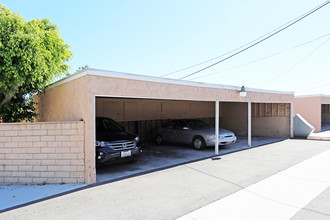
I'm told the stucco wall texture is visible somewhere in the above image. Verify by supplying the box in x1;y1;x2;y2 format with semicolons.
0;121;85;185
35;70;294;184
294;96;330;132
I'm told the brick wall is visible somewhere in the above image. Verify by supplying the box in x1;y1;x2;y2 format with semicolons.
0;121;85;185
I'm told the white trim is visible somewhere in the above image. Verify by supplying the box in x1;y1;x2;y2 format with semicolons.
95;95;294;104
290;102;294;138
49;68;294;95
295;94;330;98
49;70;88;89
215;101;219;155
96;94;216;102
93;95;96;172
248;102;252;147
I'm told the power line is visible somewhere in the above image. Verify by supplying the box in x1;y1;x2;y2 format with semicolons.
189;33;330;80
160;7;322;78
177;0;330;80
259;38;329;87
295;75;330;92
299;81;330;92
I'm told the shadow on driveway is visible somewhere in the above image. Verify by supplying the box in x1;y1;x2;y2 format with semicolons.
96;136;287;182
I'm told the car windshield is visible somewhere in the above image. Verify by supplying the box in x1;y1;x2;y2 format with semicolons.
97;118;124;132
186;120;210;130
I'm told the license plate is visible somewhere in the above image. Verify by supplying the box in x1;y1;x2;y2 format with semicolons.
121;150;131;158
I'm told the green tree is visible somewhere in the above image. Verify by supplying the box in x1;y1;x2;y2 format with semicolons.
0;4;72;122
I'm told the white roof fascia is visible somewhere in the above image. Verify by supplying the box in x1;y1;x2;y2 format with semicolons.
49;68;294;95
295;94;330;98
48;70;88;89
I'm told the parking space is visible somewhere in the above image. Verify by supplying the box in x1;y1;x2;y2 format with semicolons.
322;123;330;131
322;104;330;130
96;136;286;183
95;97;292;183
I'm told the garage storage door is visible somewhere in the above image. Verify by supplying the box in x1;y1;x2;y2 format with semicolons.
322;104;330;128
96;97;215;141
251;103;291;137
220;102;291;137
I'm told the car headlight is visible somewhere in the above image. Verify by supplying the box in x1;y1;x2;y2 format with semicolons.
134;136;140;143
95;141;111;148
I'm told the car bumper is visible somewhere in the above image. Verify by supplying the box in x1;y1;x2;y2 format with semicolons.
96;147;142;165
206;136;237;146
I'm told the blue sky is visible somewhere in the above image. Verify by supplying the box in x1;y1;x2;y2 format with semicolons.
2;0;330;95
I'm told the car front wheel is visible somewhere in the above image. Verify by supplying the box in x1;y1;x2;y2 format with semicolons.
193;136;206;150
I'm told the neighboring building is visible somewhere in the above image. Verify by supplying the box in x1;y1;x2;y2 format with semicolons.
294;95;330;132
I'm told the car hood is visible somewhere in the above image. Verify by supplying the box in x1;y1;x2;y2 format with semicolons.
198;127;235;135
96;131;137;142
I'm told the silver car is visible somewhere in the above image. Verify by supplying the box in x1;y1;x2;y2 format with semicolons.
155;119;237;150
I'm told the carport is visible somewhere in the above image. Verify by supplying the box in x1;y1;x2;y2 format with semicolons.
95;97;215;143
294;95;330;132
36;68;294;184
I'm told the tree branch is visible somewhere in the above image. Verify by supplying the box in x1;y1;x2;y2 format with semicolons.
0;82;20;108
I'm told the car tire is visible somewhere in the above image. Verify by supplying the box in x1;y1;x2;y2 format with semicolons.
155;134;163;145
193;136;206;150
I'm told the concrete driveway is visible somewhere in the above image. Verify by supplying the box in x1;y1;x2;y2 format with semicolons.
308;124;330;141
1;139;330;220
96;136;285;182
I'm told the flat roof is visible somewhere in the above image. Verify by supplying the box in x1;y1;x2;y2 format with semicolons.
51;68;294;95
295;94;330;98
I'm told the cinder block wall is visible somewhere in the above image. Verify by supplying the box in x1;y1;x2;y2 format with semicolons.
0;121;85;185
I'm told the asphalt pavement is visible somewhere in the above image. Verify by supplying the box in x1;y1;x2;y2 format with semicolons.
1;138;330;220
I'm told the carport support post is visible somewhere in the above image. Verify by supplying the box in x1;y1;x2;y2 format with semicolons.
215;100;219;155
248;102;252;147
290;102;294;137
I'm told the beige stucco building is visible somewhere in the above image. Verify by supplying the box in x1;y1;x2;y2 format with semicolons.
294;95;330;132
35;68;294;184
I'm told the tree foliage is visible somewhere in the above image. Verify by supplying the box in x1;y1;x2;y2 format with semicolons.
0;4;72;122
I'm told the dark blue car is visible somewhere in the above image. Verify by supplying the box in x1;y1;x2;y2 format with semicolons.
95;117;141;166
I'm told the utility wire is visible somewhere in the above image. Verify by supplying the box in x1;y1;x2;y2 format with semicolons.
177;0;330;80
160;7;320;78
259;38;329;87
188;33;330;80
294;80;330;92
299;81;330;92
